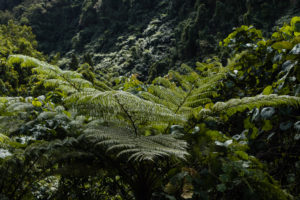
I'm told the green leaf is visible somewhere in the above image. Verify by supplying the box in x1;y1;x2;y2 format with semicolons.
0;133;9;143
216;183;226;192
244;117;253;129
32;99;42;107
234;151;249;160
262;86;273;95
262;120;273;131
250;127;258;139
219;174;230;183
291;16;300;35
272;41;293;50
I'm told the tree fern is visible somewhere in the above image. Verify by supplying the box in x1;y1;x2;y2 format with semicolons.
6;55;189;162
66;89;188;161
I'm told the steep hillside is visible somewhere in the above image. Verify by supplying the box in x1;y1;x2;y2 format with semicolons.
0;0;299;80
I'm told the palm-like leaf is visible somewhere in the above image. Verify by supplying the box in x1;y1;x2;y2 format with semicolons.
83;123;188;161
66;90;186;132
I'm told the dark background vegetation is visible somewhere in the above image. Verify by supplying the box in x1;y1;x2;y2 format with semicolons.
1;0;299;80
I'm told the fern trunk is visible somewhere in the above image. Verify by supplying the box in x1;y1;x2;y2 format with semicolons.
129;164;158;200
132;182;153;200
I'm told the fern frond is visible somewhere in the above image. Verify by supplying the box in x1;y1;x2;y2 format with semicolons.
94;80;113;91
211;94;300;117
146;63;228;118
0;133;9;143
182;98;212;108
186;91;218;102
168;70;192;91
147;85;183;106
6;102;34;112
152;77;175;88
8;55;111;94
139;91;178;111
10;54;62;75
66;90;186;129
84;125;189;161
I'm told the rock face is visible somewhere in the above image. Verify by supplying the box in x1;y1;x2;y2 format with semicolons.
0;0;299;79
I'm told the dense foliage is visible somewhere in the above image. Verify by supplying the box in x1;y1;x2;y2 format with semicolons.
1;6;300;200
0;0;298;80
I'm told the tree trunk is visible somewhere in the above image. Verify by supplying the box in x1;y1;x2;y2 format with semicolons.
131;164;157;200
132;181;153;200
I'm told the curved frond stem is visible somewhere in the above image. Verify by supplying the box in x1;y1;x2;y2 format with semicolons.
163;83;195;134
114;95;138;137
